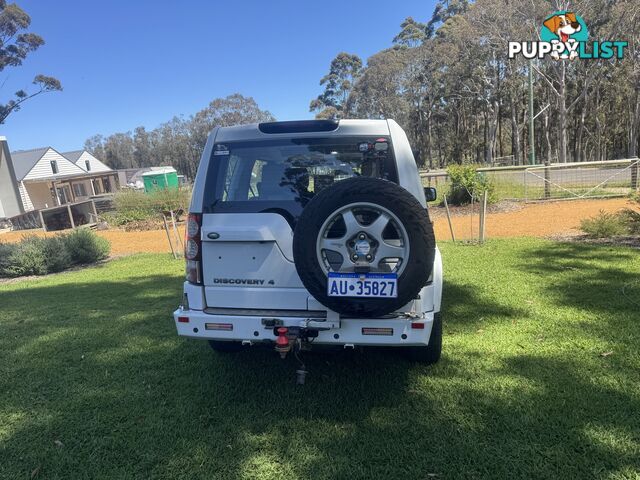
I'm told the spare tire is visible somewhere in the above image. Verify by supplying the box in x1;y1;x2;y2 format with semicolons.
293;177;436;317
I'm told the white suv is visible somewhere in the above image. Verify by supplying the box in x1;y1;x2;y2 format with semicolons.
174;119;443;366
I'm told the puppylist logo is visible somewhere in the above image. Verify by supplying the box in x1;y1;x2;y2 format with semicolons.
509;11;627;60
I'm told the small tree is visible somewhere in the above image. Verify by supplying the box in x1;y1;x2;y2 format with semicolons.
310;52;362;119
0;1;62;123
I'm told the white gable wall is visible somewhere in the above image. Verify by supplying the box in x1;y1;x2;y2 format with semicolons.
18;182;34;211
23;148;84;181
75;151;111;173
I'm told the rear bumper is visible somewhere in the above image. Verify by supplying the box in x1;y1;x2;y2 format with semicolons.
173;308;436;347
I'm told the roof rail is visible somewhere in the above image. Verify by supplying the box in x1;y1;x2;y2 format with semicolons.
258;119;339;134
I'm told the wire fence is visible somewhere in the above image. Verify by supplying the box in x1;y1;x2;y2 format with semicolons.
421;158;640;202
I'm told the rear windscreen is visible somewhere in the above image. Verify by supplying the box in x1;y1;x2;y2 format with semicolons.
202;136;398;220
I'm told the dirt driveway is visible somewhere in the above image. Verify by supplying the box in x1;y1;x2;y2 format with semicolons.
432;197;635;241
0;198;636;255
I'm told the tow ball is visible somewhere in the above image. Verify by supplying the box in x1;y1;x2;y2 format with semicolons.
275;327;291;358
274;326;310;385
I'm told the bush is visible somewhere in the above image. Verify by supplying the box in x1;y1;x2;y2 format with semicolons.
147;187;190;216
0;229;110;278
42;235;73;273
1;236;49;277
0;242;16;273
618;208;640;234
108;187;191;227
446;164;496;205
580;211;628;238
63;228;110;264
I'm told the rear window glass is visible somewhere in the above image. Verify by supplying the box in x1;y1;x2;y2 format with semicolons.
202;137;397;219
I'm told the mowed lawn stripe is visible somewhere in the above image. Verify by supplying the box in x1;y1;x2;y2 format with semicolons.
0;241;639;479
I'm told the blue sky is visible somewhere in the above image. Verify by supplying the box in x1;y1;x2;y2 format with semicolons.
0;0;435;152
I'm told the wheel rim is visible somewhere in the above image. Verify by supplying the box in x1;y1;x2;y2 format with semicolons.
316;202;410;275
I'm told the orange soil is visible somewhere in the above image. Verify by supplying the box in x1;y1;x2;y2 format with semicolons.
432;197;635;240
0;227;186;256
0;198;636;255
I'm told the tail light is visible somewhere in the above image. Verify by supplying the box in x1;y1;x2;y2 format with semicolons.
185;213;202;284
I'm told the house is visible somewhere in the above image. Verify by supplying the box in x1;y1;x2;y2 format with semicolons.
62;149;113;175
0;138;119;219
0;138;23;219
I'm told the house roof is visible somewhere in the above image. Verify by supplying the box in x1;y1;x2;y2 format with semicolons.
10;147;50;181
62;150;84;163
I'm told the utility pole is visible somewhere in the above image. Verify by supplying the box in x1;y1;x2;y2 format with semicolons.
528;61;535;165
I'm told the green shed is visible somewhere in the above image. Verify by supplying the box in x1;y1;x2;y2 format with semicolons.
142;167;179;192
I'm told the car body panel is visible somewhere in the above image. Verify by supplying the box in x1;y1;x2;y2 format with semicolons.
177;119;443;348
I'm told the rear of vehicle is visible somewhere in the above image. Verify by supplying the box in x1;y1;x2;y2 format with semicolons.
174;119;442;362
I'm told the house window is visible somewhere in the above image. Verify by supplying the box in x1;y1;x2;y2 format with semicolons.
72;183;87;197
102;177;112;193
85;160;91;171
50;160;58;174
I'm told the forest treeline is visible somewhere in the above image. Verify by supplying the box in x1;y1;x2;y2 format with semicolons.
86;0;639;172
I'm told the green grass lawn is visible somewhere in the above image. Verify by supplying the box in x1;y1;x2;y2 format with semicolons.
1;239;639;479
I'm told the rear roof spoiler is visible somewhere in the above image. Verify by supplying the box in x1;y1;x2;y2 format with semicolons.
258;120;339;134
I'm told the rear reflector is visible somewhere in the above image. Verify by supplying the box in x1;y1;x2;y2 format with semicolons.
205;323;233;331
411;322;425;329
178;316;189;323
362;327;393;336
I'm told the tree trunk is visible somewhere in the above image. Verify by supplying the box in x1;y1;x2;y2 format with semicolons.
510;97;520;165
544;110;553;165
629;90;640;159
575;105;586;162
557;63;568;163
485;101;498;164
426;113;434;169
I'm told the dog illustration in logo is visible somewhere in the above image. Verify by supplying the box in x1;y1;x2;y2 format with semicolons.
544;12;582;59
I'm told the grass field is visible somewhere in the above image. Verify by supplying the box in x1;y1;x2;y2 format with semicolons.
1;239;639;479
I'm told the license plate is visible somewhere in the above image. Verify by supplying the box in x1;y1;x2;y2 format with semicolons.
327;272;397;298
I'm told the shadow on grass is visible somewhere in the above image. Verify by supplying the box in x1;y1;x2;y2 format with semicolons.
1;247;639;479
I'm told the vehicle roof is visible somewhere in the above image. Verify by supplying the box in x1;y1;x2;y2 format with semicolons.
214;119;391;143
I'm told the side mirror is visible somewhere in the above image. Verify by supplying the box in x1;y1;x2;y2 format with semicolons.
424;187;437;202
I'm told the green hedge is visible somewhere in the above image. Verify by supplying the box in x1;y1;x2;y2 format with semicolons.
0;229;110;278
106;188;191;227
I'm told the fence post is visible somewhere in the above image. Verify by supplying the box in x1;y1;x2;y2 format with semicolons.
479;191;488;243
632;159;639;191
544;161;551;199
38;209;46;232
443;195;456;242
162;214;177;259
67;204;75;229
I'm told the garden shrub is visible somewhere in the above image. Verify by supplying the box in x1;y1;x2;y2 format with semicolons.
446;164;496;205
580;211;628;238
618;209;640;234
0;230;111;278
42;235;73;273
108;187;191;227
2;236;49;277
0;242;17;275
63;228;110;264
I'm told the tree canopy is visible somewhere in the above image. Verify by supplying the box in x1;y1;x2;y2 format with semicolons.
84;94;275;178
312;0;639;167
0;1;62;123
